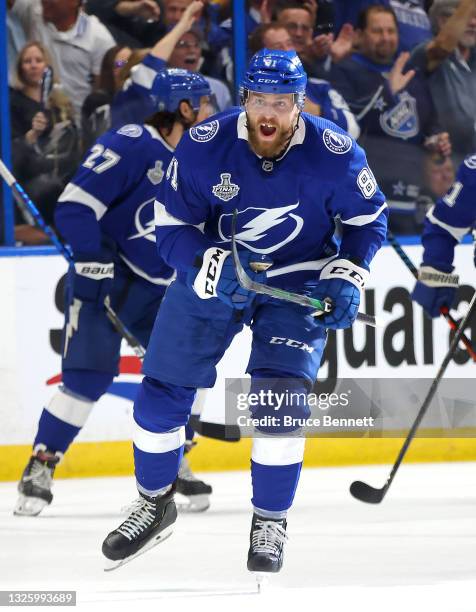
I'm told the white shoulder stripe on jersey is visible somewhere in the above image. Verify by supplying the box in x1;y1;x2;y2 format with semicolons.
341;201;387;227
426;205;471;242
58;183;108;220
130;63;157;90
119;254;176;286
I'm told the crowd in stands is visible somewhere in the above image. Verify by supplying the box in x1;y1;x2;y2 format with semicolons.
5;0;476;243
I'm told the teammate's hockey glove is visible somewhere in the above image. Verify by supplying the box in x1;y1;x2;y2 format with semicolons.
311;258;368;330
411;265;458;318
188;247;267;310
71;249;114;306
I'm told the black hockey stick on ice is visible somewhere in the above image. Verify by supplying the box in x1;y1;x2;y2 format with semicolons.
0;159;239;442
350;287;476;504
231;210;379;328
387;230;476;362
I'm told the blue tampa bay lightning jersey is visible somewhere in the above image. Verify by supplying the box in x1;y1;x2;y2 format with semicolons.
55;123;175;286
421;154;476;272
155;108;388;288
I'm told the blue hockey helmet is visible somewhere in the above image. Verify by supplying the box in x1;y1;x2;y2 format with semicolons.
240;49;307;109
149;68;211;114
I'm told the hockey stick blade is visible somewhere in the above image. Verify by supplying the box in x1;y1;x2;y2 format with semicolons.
231;210;379;327
188;415;240;442
349;480;387;504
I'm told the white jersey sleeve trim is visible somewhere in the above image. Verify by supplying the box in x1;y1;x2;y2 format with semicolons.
58;183;108;220
426;205;471;242
154;200;205;231
133;423;185;454
252;437;305;466
130;63;157;90
119;254;176;286
341;201;387;227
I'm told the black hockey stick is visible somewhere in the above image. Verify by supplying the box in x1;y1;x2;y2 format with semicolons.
387;229;476;361
231;210;380;328
350;287;476;504
0;160;239;441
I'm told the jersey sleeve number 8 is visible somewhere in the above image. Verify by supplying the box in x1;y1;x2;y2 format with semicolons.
83;144;121;174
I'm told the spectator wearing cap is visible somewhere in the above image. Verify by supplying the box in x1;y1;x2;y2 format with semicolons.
10;0;116;123
248;22;360;138
331;4;451;233
410;0;476;163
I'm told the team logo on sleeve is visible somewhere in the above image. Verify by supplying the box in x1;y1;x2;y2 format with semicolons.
323;129;352;154
147;160;164;185
218;204;303;254
464;155;476;169
117;124;143;138
212;173;240;201
190;120;219;143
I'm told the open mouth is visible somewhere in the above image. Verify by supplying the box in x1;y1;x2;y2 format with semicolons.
184;55;198;66
259;123;277;138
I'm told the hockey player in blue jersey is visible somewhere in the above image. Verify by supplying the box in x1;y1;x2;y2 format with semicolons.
102;49;388;574
412;154;476;317
15;69;214;517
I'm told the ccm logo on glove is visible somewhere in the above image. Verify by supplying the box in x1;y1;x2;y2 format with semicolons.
74;262;114;280
320;258;369;290
194;247;230;299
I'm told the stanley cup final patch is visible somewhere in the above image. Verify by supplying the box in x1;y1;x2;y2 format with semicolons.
212;173;240;202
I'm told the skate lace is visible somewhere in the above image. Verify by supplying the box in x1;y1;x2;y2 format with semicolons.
178;456;198;482
117;498;157;541
23;459;53;488
252;519;288;555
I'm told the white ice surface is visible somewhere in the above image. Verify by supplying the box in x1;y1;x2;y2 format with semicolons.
1;462;475;612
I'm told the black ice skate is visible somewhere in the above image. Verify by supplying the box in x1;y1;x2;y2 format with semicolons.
247;513;288;585
102;485;177;571
14;445;62;517
176;454;212;512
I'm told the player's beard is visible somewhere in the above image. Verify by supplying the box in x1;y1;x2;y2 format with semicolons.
246;115;296;159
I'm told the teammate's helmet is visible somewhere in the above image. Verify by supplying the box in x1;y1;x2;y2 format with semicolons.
240;49;307;109
149;68;211;113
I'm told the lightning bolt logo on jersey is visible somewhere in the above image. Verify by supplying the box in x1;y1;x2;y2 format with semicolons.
57;124;175;286
218;205;304;254
155;109;388;288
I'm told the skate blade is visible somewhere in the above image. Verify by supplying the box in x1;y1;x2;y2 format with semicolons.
14;494;49;517
176;494;210;513
253;573;269;594
103;527;173;572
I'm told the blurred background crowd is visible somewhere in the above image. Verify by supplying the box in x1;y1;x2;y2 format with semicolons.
5;0;476;242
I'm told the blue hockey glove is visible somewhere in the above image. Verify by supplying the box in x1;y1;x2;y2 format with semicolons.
187;247;267;309
311;258;368;330
72;250;114;305
411;265;458;318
